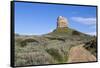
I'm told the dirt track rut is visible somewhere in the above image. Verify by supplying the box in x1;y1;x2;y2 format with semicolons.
67;44;96;63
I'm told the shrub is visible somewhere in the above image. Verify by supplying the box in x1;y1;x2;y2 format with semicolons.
72;31;80;35
84;38;97;57
20;38;39;47
15;51;55;66
20;41;27;47
15;58;27;66
46;37;65;42
15;38;23;44
45;48;63;62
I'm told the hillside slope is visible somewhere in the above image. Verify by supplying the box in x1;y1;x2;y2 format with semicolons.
15;27;96;66
44;27;93;43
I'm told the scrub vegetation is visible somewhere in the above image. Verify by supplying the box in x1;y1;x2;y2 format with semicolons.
15;27;97;66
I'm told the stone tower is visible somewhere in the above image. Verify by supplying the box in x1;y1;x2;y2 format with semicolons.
57;16;68;28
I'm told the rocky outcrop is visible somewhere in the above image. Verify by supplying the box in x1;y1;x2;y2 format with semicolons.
57;16;68;28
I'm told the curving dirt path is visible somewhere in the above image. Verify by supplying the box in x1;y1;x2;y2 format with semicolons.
67;44;96;63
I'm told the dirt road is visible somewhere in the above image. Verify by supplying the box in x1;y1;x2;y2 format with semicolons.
67;44;96;63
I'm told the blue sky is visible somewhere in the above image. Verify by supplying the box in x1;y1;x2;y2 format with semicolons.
15;2;97;35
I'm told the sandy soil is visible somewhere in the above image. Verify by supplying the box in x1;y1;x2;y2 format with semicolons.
67;44;96;63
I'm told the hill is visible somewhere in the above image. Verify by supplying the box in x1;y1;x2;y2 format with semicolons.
14;27;96;66
44;27;93;43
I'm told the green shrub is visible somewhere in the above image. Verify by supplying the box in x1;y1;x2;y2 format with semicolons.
46;37;65;42
84;38;97;57
15;38;23;45
20;41;27;47
72;31;80;35
15;51;55;66
20;38;39;47
46;48;63;62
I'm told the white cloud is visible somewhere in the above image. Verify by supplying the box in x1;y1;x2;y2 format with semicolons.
85;32;96;36
71;17;96;25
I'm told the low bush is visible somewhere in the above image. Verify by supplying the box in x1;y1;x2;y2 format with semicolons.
15;51;56;66
84;38;97;57
20;38;39;47
46;48;63;62
72;31;80;35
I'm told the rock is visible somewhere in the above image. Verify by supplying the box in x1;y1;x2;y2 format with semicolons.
57;16;68;28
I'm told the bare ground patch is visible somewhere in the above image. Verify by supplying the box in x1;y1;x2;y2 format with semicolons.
67;44;96;63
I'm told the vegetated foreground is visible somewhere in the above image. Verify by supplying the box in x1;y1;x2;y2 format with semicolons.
14;27;97;66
